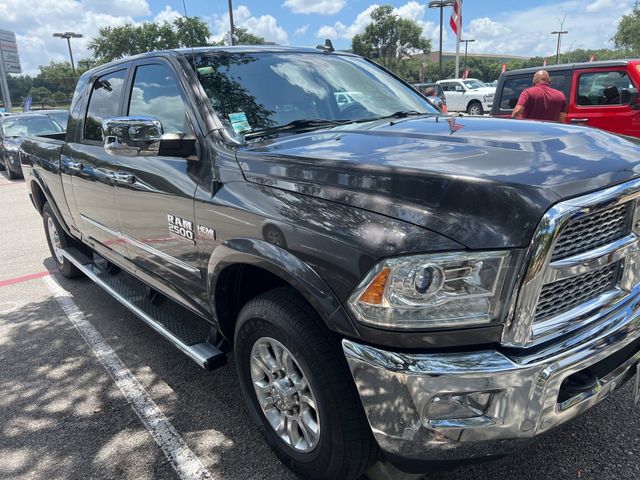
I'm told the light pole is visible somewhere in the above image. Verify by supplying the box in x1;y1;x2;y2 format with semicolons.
428;0;456;78
227;0;236;46
53;32;82;80
551;15;568;65
461;38;475;70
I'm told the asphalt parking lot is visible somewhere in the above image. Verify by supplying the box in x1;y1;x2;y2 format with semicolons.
1;173;640;480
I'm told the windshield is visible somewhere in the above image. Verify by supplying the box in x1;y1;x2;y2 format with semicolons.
47;111;69;129
463;80;486;90
2;116;63;137
193;52;438;135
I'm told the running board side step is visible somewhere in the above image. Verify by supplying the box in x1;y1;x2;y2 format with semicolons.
61;247;227;370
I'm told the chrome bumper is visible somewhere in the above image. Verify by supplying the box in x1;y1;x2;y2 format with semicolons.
343;287;640;465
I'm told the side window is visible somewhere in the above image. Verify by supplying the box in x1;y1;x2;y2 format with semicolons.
440;82;451;92
84;70;127;142
499;76;530;110
128;64;187;134
577;70;633;106
550;71;571;100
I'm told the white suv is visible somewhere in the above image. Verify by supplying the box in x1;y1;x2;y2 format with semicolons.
436;78;495;115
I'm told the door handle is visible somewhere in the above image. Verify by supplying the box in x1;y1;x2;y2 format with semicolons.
67;161;84;171
111;171;136;184
570;118;589;124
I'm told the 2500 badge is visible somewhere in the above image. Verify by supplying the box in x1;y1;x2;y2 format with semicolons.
167;214;195;243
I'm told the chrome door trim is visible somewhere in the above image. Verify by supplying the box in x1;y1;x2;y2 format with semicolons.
80;214;201;277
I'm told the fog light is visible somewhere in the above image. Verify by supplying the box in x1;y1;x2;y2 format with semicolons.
425;391;493;425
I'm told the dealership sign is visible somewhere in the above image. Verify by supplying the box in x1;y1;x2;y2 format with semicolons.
0;29;21;74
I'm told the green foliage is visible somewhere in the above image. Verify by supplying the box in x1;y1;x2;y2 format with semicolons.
88;17;211;63
28;86;51;102
614;8;640;53
235;27;267;45
352;5;431;72
51;91;68;103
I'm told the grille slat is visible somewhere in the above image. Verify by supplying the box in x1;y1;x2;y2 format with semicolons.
551;203;631;261
534;262;620;322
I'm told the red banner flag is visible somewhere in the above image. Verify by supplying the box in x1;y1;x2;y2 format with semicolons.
589;55;596;62
449;0;462;35
501;63;507;74
543;58;547;66
462;68;470;79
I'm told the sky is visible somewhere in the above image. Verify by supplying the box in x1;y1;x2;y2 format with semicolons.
0;0;637;75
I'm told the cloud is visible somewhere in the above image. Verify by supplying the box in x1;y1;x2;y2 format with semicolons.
154;6;182;24
81;0;150;17
294;25;309;37
316;2;436;46
0;0;142;75
282;0;346;15
209;5;288;44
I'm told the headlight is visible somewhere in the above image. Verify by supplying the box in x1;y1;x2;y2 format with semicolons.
484;94;494;102
347;251;520;330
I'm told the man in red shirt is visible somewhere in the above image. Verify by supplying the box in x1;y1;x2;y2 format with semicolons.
512;70;567;122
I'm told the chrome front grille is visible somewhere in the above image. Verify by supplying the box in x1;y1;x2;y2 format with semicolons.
551;203;631;261
534;262;621;322
503;178;640;348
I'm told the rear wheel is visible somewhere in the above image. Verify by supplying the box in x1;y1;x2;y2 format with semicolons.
43;203;83;278
234;288;377;480
467;101;484;116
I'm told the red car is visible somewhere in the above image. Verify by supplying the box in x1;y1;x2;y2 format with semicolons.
491;60;640;138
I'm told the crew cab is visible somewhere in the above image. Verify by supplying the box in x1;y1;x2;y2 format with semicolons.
491;60;640;137
20;46;640;479
436;77;494;115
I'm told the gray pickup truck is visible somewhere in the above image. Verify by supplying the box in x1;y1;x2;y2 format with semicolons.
20;45;640;479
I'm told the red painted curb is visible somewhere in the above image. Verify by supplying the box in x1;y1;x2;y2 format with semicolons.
0;270;50;288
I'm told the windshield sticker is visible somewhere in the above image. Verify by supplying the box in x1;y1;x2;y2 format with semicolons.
229;112;251;133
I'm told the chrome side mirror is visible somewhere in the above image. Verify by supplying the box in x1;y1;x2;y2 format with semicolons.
103;116;163;157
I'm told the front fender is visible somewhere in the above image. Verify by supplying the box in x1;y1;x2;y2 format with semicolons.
207;238;360;337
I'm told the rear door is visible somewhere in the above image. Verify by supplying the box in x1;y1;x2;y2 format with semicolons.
65;66;129;255
112;59;206;301
493;70;572;119
567;67;640;136
441;81;464;111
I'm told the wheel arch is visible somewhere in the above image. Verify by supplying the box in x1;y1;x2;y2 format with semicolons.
207;239;359;343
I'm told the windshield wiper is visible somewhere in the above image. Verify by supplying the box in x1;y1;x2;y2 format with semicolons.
244;119;349;139
354;110;431;123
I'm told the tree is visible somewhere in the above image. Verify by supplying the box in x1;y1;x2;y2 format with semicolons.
235;27;266;45
28;86;51;103
351;5;431;72
88;17;211;63
51;91;68;103
34;61;88;96
614;8;640;53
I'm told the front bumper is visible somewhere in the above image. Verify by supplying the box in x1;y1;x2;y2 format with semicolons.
343;286;640;468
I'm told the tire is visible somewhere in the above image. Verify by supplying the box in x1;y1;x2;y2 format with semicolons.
467;101;484;116
3;154;19;179
42;202;83;278
234;288;378;480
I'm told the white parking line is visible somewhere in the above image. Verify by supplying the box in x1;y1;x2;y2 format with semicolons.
43;275;213;480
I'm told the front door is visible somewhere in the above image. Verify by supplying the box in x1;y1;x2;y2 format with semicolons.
111;60;206;306
567;67;640;137
66;67;129;256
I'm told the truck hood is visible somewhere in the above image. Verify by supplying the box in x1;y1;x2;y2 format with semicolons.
236;116;640;249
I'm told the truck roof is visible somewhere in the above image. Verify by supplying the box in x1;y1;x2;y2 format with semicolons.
502;59;639;77
84;45;357;75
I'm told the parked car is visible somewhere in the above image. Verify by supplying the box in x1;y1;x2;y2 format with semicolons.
20;46;640;480
412;82;447;111
0;113;63;179
491;60;640;137
24;109;69;129
436;78;495;115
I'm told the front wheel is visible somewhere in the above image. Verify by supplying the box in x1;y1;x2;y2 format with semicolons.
467;101;484;116
3;155;19;179
234;288;377;480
